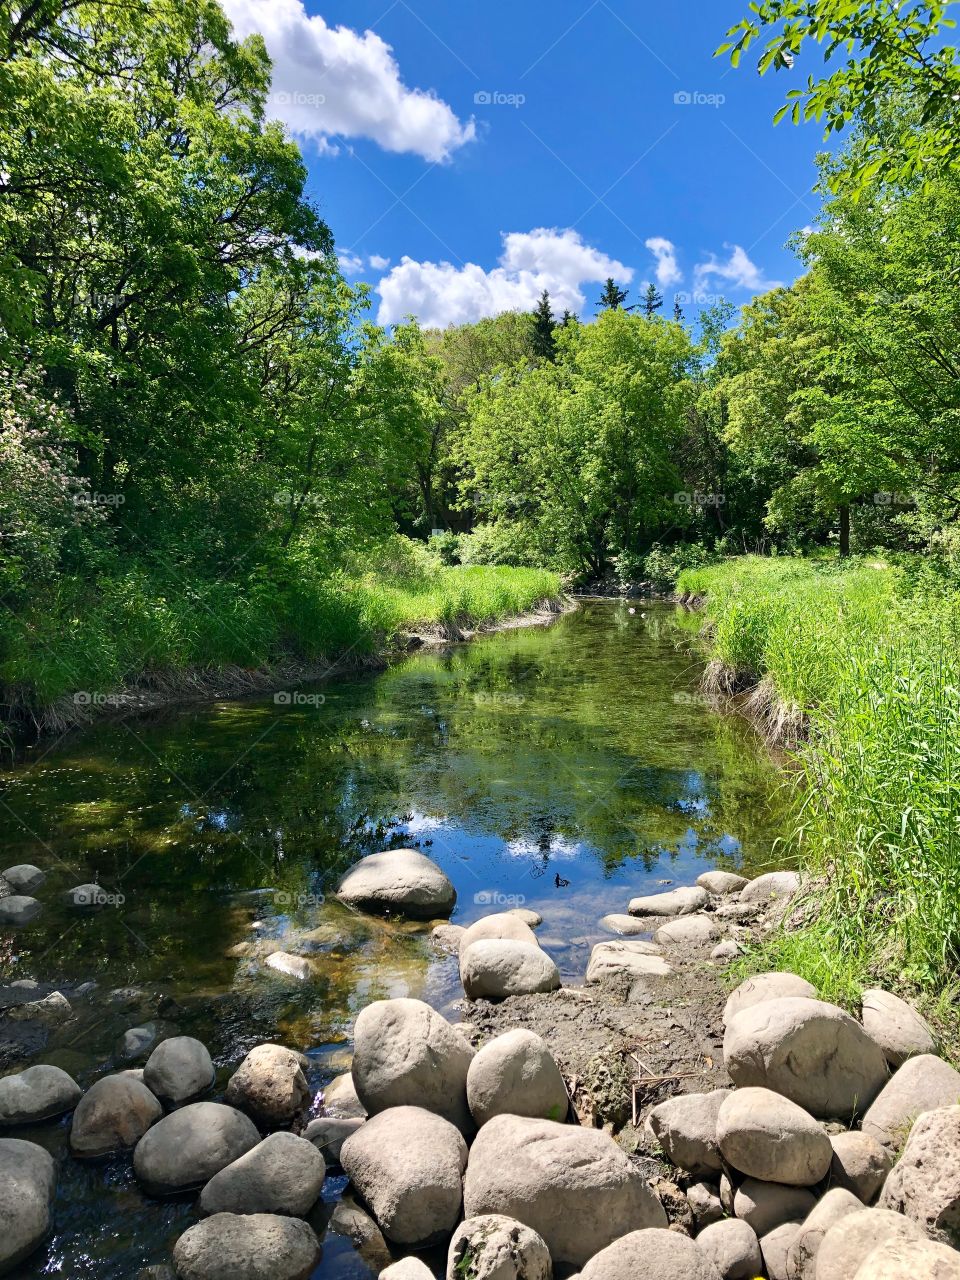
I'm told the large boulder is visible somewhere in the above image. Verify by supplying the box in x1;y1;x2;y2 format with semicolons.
716;1088;832;1185
723;997;889;1119
599;913;654;935
0;1139;56;1276
466;1029;567;1127
697;870;749;896
628;886;709;917
732;1179;816;1237
860;989;936;1067
339;1106;467;1247
463;1114;667;1268
723;972;817;1026
654;915;719;947
828;1130;891;1202
143;1036;214;1106
853;1238;960;1278
336;849;455;919
70;1073;163;1157
353;998;474;1134
861;1054;960;1153
577;1228;722;1280
460;940;560;1001
738;871;800;905
446;1214;551;1280
458;914;538;954
133;1102;260;1196
814;1207;925;1280
696;1218;762;1279
880;1105;960;1245
646;1090;729;1176
225;1044;310;1129
0;1064;81;1125
585;940;672;983
322;1070;366;1119
199;1132;325;1218
784;1188;864;1280
173;1213;320;1280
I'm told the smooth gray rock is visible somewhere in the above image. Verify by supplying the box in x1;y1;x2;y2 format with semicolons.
828;1130;891;1202
199;1131;325;1218
0;896;41;926
7;991;71;1025
0;1139;56;1275
322;1070;366;1119
460;940;560;1001
880;1105;960;1245
133;1102;260;1196
118;1024;159;1061
1;866;45;893
697;1218;762;1279
784;1187;864;1280
336;849;456;919
446;1214;551;1280
265;952;311;981
646;1090;730;1176
382;1260;433;1280
860;988;937;1068
466;1029;568;1127
852;1237;960;1279
861;1054;960;1154
585;940;672;983
507;907;542;927
760;1221;801;1280
578;1228;722;1279
173;1212;320;1280
733;1178;816;1237
599;913;654;935
738;871;800;905
225;1044;310;1129
687;1181;724;1229
628;886;709;917
303;1115;363;1165
815;1207;925;1280
697;871;749;896
340;1106;467;1247
723;972;817;1026
431;924;466;953
65;883;109;910
458;913;538;955
143;1036;214;1106
463;1114;667;1268
716;1087;832;1185
712;941;743;961
70;1074;163;1157
0;1064;81;1125
654;914;719;946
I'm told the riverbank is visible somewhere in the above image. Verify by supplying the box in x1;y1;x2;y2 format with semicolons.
675;555;960;1022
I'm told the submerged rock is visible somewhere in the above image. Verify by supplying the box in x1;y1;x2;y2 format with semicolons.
70;1074;163;1157
460;940;560;1000
173;1213;320;1280
1;865;45;893
466;1029;568;1127
336;849;456;919
7;991;72;1026
0;1064;81;1125
446;1214;551;1280
264;952;311;981
0;1139;57;1276
0;896;42;926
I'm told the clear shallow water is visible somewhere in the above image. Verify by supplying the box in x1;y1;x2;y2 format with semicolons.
0;601;789;1277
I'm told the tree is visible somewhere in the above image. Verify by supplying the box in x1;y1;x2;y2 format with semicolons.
673;299;685;323
643;283;664;317
531;290;557;362
596;278;634;311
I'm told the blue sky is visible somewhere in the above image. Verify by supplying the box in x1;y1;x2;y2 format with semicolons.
224;0;830;327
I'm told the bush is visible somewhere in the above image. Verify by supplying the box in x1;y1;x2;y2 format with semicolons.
642;542;713;592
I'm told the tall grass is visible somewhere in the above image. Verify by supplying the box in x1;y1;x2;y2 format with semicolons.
678;556;960;1005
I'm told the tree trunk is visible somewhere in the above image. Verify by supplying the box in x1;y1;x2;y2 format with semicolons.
839;503;850;558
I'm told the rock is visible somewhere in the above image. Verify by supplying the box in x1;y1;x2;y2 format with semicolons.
646;1090;729;1176
0;896;41;926
1;866;45;893
719;1173;734;1214
143;1035;214;1106
65;883;109;910
265;951;311;981
133;1101;260;1196
459;913;538;954
466;1029;568;1127
578;1228;722;1279
0;1064;81;1124
733;1179;816;1236
696;1218;763;1279
880;1105;960;1245
0;1139;56;1275
322;1070;366;1118
716;1087;832;1185
861;989;937;1068
137;1267;177;1280
225;1044;310;1129
302;1115;363;1165
70;1073;163;1157
723;972;817;1026
738;871;800;905
814;1207;925;1280
585;940;672;983
687;1181;724;1229
784;1187;864;1280
828;1130;891;1202
118;1024;159;1061
654;914;719;946
173;1213;320;1280
431;924;466;953
760;1221;801;1280
7;991;72;1026
463;1114;667;1268
628;886;709;917
460;940;561;1001
861;1054;960;1153
853;1238;960;1279
199;1131;325;1218
723;997;889;1119
712;941;742;961
336;849;456;919
446;1214;551;1280
382;1261;434;1280
697;871;749;896
507;908;542;928
353;998;474;1133
599;913;653;935
340;1106;467;1246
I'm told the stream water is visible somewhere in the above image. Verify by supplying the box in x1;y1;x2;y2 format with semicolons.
0;600;790;1277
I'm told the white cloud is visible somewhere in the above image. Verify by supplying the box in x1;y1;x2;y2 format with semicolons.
221;0;476;162
694;244;782;293
338;251;365;275
645;236;682;288
376;228;633;328
368;254;391;271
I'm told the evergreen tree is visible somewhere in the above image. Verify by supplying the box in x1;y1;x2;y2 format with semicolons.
596;278;634;311
673;298;684;323
643;282;664;317
560;310;578;326
531;290;557;361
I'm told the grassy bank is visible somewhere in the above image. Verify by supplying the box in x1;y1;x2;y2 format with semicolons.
0;545;561;731
677;555;960;1012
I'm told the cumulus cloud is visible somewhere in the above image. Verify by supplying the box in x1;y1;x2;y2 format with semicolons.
368;254;391;271
221;0;475;162
645;237;682;288
694;244;782;293
376;228;633;328
337;251;365;275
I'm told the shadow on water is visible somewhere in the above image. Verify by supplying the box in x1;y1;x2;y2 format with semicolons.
0;601;791;1277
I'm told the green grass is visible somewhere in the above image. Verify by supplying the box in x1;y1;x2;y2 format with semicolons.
679;555;960;1013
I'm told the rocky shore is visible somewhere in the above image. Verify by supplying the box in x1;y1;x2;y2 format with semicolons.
1;846;959;1278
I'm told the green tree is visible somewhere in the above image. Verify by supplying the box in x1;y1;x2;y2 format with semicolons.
531;290;557;362
643;283;664;317
596;278;634;311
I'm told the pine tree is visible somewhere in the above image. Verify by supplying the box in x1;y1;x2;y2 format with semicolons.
560;309;577;326
596;278;634;311
673;298;684;323
532;289;557;361
643;282;664;317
